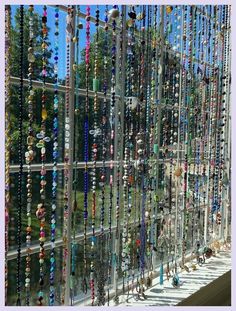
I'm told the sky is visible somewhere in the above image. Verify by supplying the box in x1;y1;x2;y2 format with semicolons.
10;5;219;80
10;5;114;80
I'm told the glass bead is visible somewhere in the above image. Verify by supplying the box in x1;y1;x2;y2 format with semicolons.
44;136;50;142
42;108;47;120
36;142;43;149
28;53;35;63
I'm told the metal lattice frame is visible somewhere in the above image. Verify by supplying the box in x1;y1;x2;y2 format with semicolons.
6;4;231;306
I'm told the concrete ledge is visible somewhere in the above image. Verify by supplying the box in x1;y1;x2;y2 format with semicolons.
177;270;231;306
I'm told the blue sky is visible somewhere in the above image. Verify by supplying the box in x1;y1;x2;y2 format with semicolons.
11;5;114;80
10;5;218;80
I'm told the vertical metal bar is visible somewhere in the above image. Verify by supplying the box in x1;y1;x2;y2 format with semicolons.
64;7;76;306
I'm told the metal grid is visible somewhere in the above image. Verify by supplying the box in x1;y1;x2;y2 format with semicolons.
7;4;231;306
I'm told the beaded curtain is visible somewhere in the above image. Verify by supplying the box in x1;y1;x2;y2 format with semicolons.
5;4;231;306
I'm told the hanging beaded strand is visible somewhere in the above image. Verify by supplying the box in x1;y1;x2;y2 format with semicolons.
71;5;81;305
25;5;35;305
148;4;158;287
127;5;138;301
90;5;99;306
36;6;48;306
82;5;90;296
49;6;59;306
61;5;73;304
145;4;154;288
5;5;11;304
108;6;119;305
181;5;189;267
16;5;24;306
113;6;124;305
121;4;133;298
214;6;226;232
96;6;108;306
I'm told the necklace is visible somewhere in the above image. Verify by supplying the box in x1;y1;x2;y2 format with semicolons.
71;5;81;305
107;6;118;305
5;4;11;304
49;6;59;306
97;5;108;306
16;5;24;306
90;5;99;306
61;5;73;304
82;5;90;296
36;6;48;306
25;5;35;306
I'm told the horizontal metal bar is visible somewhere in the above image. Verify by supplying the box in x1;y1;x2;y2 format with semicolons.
10;76;120;100
7;201;218;261
7;220;141;261
9;161;118;173
9;156;212;173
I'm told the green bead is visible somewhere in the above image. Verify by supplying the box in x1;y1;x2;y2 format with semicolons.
93;78;99;92
36;142;44;148
153;144;158;154
167;23;172;33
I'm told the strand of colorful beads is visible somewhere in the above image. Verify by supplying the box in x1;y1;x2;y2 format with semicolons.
25;5;35;305
107;6;118;304
49;6;59;306
96;5;108;306
89;5;99;306
82;5;90;296
36;6;48;306
16;5;24;306
5;4;11;303
61;5;73;304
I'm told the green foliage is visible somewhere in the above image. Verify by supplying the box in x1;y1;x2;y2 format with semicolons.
10;7;53;79
9;8;64;164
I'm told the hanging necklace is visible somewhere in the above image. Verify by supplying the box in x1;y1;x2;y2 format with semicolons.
16;5;24;306
61;5;73;304
173;5;182;274
214;6;226;230
122;4;134;301
89;5;99;306
97;6;108;306
113;7;124;305
49;6;59;306
107;6;118;305
182;5;190;267
36;5;48;306
25;5;35;306
127;5;137;302
136;5;147;297
82;4;90;296
5;4;11;304
135;5;146;295
146;4;155;288
71;5;81;305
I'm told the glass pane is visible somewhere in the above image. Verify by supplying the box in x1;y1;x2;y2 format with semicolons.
8;170;64;250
